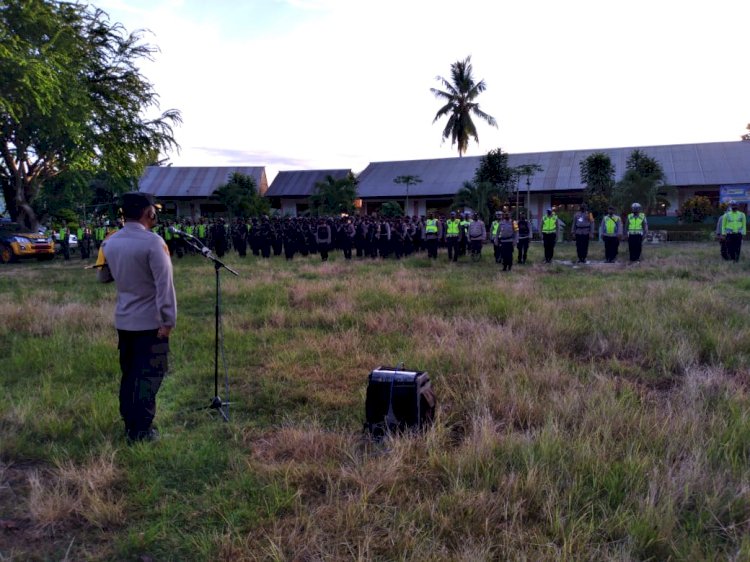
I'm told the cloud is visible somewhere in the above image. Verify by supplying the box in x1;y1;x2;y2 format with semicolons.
100;0;750;173
191;147;313;168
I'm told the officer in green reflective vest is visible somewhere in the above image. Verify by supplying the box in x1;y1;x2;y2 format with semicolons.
599;206;623;263
627;203;648;262
490;211;502;263
458;212;470;257
541;208;563;263
445;211;461;262
424;212;440;259
77;223;92;259
720;200;747;262
196;220;208;246
94;224;106;249
58;221;70;260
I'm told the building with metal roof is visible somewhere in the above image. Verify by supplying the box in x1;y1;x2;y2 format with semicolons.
138;166;268;218
355;141;750;217
266;169;352;216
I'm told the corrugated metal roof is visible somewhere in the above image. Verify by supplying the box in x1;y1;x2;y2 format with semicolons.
138;166;267;198
356;156;482;198
356;141;750;197
266;169;352;197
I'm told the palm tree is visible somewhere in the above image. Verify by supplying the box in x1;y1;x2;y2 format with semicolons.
452;180;499;224
431;56;498;156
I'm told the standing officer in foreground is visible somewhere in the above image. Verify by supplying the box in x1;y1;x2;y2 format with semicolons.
572;203;595;263
97;192;176;443
720;200;746;262
627;203;648;262
541;208;563;263
599;206;623;263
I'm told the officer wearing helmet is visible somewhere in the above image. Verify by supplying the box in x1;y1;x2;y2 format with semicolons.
445;210;461;261
541;207;564;263
627;202;648;262
720;200;747;262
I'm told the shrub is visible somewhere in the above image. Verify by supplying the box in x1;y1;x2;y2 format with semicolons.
678;196;715;223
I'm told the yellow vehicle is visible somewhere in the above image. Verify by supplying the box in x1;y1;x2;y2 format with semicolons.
0;221;56;263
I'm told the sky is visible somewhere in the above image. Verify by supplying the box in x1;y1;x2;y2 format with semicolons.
97;0;750;183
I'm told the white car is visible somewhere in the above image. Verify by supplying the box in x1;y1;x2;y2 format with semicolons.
53;232;79;254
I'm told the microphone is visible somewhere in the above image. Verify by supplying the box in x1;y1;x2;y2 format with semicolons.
168;226;197;240
168;226;212;256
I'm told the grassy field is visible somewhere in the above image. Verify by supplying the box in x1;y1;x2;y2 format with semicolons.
1;241;749;561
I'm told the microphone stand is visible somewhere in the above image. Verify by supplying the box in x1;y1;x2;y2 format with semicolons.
179;233;238;422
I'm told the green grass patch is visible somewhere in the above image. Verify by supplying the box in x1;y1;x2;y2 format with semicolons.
1;242;749;560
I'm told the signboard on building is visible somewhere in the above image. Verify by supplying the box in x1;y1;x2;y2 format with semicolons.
720;185;750;203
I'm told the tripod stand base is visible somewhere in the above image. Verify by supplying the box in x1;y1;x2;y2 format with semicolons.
194;396;230;422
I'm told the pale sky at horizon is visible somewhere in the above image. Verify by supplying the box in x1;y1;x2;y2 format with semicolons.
98;0;750;182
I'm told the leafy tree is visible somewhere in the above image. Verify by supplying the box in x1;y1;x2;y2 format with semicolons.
309;173;357;216
611;149;668;213
452;180;497;223
0;0;181;229
580;152;615;216
742;124;750;141
678;195;715;223
474;148;514;198
379;200;403;218
214;173;269;217
431;56;497;156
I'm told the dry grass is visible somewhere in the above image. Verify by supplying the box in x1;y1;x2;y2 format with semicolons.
0;292;110;337
26;447;124;535
2;244;750;560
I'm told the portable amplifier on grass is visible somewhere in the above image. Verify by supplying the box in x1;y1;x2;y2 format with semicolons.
364;365;436;438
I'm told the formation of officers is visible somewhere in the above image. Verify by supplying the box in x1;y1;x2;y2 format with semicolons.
52;200;746;266
146;202;693;267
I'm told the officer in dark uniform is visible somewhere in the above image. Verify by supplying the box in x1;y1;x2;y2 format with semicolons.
211;218;228;257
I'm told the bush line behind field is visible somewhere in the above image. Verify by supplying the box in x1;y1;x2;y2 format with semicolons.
0;243;749;560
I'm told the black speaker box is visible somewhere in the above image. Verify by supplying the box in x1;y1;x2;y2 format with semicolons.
364;366;436;438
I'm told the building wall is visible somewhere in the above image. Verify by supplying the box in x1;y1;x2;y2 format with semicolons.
279;198;310;217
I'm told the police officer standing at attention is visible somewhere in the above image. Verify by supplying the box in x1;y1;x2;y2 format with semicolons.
627;203;648;262
516;211;533;265
424;212;440;259
445;211;461;262
541;208;563;263
97;192;176;443
315;217;332;261
599;206;623;263
720;200;747;262
572;203;595;263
